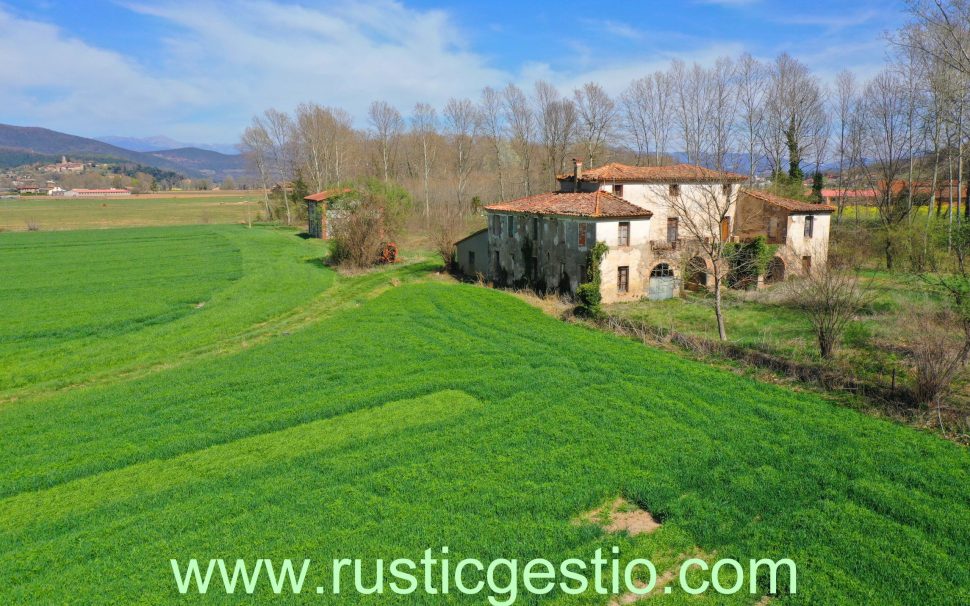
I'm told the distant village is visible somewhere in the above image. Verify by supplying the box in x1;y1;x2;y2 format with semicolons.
0;156;225;198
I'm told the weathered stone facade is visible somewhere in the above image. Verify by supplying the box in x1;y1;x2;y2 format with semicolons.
458;162;833;304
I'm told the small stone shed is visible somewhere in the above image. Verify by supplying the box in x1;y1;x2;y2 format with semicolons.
304;188;352;239
455;228;489;277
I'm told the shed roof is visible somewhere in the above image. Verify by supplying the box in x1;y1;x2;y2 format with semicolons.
455;227;487;245
304;188;353;202
741;189;835;213
484;190;653;218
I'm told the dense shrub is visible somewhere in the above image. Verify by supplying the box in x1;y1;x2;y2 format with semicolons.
328;180;413;268
576;241;608;318
726;236;775;288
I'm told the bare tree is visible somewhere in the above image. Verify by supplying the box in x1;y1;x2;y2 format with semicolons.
736;53;767;182
860;69;914;269
411;102;439;219
621;76;651;165
649;71;674;165
503;83;536;196
240;118;273;218
760;53;826;180
479;86;507;200
535;80;576;185
709;56;739;171
668;184;737;340
368;100;403;182
671;60;714;165
834;70;860;222
262;108;295;224
786;268;871;358
621;72;674;166
574;82;617;166
443;97;478;210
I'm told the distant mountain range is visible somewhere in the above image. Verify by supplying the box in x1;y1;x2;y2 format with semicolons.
0;124;246;180
95;135;239;156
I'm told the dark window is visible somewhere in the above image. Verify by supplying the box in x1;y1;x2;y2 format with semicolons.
468;250;475;270
618;266;629;293
651;263;674;277
613;184;624;198
669;184;680;197
578;222;588;247
491;214;501;236
802;256;812;274
532;217;539;239
722;183;732;197
804;215;814;238
618;221;630;246
667;217;679;243
494;250;500;271
507;215;514;237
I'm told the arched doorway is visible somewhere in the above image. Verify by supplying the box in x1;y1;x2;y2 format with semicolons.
765;256;786;284
648;263;675;300
685;256;708;291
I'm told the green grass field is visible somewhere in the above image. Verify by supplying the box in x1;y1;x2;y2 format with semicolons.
0;194;262;231
0;226;967;604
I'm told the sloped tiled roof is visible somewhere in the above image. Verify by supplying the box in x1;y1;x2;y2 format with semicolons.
484;191;652;218
558;162;747;183
304;188;353;202
742;189;835;213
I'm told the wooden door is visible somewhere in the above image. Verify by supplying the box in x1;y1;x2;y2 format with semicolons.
720;216;731;242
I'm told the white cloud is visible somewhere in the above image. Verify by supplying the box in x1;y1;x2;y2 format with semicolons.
120;0;509;139
0;6;204;136
0;0;897;142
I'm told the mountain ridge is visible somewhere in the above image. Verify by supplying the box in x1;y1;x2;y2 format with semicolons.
0;124;245;179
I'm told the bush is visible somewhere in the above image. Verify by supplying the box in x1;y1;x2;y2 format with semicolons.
327;180;413;269
903;309;970;408
429;206;469;270
329;204;385;268
575;241;608;318
726;236;774;288
785;267;871;359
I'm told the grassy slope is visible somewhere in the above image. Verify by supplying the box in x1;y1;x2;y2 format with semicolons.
0;273;967;604
0;225;335;400
0;195;261;231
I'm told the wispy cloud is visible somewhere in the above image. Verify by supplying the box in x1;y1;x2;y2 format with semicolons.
772;9;880;30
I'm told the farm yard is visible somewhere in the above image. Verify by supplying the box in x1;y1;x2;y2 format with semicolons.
0;225;967;604
0;193;262;231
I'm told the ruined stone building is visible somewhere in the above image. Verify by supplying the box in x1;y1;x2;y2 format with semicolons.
455;161;834;303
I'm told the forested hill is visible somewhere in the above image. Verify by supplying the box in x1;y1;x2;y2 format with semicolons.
0;124;245;179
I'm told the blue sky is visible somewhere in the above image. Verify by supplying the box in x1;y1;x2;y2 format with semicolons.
0;0;907;144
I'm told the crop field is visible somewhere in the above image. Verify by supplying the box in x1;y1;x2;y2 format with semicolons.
0;225;339;400
0;226;967;604
0;194;262;231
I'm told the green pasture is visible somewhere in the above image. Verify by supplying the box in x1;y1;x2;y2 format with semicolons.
0;194;261;231
0;225;334;399
0;226;967;604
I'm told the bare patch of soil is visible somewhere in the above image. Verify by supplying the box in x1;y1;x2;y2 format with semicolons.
574;497;661;536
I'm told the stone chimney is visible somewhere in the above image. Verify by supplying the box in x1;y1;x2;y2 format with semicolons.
573;159;584;188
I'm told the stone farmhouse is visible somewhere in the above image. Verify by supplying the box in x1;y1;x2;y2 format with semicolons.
455;161;834;303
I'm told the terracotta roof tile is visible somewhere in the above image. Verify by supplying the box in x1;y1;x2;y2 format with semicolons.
742;189;835;213
558;162;747;183
484;191;652;218
304;188;353;202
